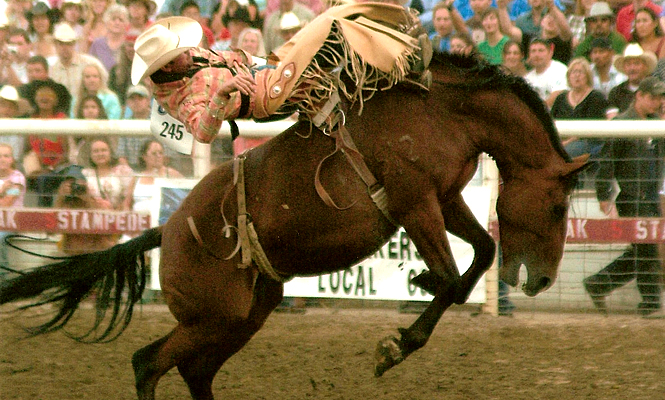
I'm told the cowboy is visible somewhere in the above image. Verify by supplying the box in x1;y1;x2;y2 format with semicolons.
131;4;427;147
573;2;627;60
606;43;657;118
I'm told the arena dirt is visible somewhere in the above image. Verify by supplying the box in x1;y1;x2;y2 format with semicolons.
1;305;664;400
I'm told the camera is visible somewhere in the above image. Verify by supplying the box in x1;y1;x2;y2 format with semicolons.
70;181;87;196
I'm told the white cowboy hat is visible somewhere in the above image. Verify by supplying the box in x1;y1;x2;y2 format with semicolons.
0;85;19;102
279;12;303;31
53;22;78;43
614;43;658;75
131;16;203;85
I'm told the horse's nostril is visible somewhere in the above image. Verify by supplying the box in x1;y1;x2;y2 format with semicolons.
538;277;551;291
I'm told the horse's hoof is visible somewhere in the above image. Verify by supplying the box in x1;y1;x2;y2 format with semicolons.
374;335;404;377
410;271;441;296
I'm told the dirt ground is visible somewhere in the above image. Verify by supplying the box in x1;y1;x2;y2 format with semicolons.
1;304;665;400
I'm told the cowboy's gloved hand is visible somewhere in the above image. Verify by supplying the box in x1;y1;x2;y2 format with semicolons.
220;61;256;99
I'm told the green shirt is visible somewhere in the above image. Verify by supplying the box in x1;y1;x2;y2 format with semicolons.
574;31;627;60
478;36;510;65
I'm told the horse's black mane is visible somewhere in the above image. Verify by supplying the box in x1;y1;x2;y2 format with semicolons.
428;51;571;163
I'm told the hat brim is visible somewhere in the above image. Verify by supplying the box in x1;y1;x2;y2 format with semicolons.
614;54;658;75
130;17;202;85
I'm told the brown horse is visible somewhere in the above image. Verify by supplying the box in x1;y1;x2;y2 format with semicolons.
0;52;587;399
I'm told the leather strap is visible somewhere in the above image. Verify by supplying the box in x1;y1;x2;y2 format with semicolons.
314;125;398;225
235;156;252;268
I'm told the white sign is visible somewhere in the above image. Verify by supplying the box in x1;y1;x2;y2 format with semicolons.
283;186;492;303
150;101;194;155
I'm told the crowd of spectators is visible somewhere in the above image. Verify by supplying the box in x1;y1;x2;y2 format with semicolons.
1;0;665;313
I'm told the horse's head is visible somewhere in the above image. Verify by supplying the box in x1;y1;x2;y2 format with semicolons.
496;155;588;296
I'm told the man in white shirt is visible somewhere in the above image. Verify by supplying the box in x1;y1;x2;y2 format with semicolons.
525;37;568;108
49;23;107;97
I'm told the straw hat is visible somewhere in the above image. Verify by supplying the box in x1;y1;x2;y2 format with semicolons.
131;16;203;85
614;43;657;75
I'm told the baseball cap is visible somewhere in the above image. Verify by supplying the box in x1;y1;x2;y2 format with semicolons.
126;84;150;98
590;37;612;51
638;77;665;96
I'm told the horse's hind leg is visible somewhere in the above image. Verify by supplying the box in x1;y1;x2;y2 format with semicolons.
175;274;284;400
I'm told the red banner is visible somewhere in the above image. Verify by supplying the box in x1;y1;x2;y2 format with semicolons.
489;218;665;244
0;208;151;234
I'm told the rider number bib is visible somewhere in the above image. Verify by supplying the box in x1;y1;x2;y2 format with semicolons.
150;100;194;155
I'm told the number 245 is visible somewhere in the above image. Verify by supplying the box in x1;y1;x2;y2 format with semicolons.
160;122;184;140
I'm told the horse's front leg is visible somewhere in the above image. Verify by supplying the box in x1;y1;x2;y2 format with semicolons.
412;195;496;304
394;192;462;297
375;196;496;377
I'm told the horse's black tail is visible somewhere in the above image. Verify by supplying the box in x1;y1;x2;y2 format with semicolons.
0;227;162;343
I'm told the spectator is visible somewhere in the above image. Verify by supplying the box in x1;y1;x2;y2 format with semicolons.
75;93;108;119
584;76;665;317
263;0;315;55
567;0;596;49
631;7;665;59
430;1;465;53
72;63;121;119
551;57;608;159
5;0;31;31
502;39;528;76
589;37;626;98
24;54;50;83
1;28;33;87
616;0;661;42
264;0;323;17
124;139;184;211
607;43;656;118
525;37;568;108
478;8;510;64
53;164;119;254
211;2;252;52
449;31;477;54
498;0;571;61
178;1;215;51
238;27;267;57
71;94;108;164
23;79;72;177
0;86;28;161
574;2;627;60
82;136;134;210
0;142;26;274
25;2;59;62
88;4;130;72
117;84;153;168
159;0;216;26
539;9;573;64
278;11;304;43
0;13;10;45
50;22;108;98
82;0;111;52
57;0;85;50
109;35;137;109
126;0;155;38
461;0;493;44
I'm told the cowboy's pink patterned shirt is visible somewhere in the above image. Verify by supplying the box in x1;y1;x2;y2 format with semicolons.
151;48;245;144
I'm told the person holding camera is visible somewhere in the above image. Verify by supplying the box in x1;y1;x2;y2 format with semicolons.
1;28;32;87
81;137;134;211
0;143;26;274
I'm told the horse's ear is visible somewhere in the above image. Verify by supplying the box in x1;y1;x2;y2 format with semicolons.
560;154;591;188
